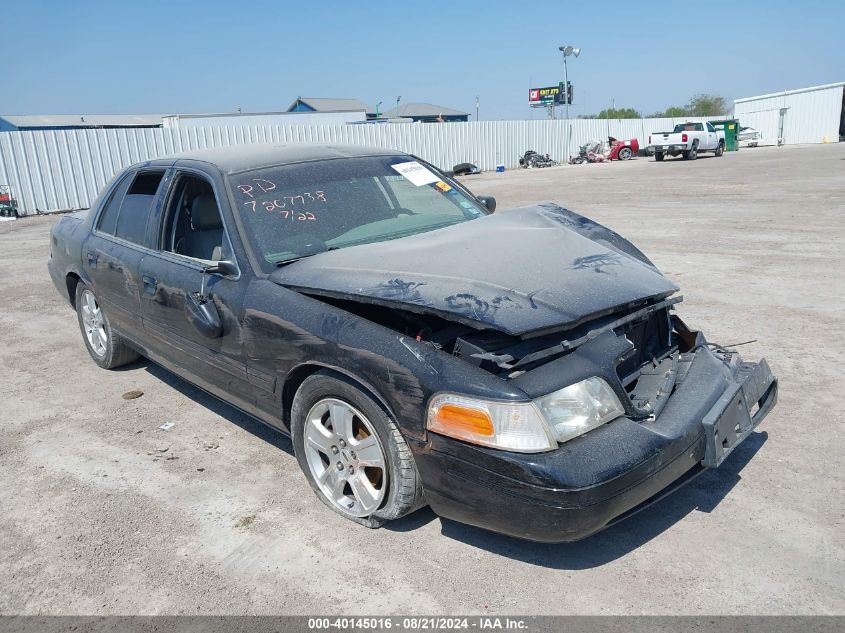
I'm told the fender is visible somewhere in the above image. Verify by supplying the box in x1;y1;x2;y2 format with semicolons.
282;361;403;432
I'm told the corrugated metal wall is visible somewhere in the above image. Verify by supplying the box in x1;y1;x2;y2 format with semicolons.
734;84;844;145
0;116;718;216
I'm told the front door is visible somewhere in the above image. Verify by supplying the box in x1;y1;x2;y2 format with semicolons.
138;172;254;412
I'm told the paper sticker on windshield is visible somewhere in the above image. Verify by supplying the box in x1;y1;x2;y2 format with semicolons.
391;161;439;186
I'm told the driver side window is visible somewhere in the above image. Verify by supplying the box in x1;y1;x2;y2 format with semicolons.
161;174;227;262
706;122;716;133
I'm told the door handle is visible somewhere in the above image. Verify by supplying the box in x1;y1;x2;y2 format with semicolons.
142;275;158;293
86;251;98;267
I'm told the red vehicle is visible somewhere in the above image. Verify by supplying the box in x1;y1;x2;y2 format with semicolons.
607;137;639;160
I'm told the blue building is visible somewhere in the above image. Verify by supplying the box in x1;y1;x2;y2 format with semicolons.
287;97;378;119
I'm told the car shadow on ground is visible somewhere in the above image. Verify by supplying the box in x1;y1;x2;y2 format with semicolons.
389;432;768;570
136;359;295;456
661;153;722;162
131;357;766;569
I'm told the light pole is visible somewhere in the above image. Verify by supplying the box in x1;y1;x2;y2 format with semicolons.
396;96;402;115
558;45;581;159
558;45;581;120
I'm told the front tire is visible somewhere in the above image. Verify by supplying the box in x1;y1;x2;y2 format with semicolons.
292;371;424;528
75;282;139;369
618;147;633;160
715;141;724;157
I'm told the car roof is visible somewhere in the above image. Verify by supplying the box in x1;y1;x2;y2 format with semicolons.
150;143;406;174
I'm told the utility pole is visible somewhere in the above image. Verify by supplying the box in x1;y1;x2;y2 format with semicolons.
475;96;480;121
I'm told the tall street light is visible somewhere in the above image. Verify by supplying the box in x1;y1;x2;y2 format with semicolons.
558;45;581;160
558;45;581;121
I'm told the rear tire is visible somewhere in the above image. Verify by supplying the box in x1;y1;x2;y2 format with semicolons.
75;282;140;369
291;371;424;528
654;152;664;162
685;143;698;160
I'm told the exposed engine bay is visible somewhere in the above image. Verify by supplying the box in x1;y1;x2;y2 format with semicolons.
310;292;703;421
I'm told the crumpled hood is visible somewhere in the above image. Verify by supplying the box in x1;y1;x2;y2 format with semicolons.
270;204;679;337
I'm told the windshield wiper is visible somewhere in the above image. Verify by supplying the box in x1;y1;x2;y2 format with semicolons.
273;247;340;268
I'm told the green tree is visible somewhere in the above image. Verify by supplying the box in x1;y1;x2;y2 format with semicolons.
650;95;728;118
580;107;642;119
686;93;728;116
656;106;691;118
597;107;642;119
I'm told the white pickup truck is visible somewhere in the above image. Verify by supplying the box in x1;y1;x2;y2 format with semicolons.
648;121;725;161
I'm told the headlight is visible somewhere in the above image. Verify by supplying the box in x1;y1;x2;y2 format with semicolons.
426;377;625;453
534;377;625;443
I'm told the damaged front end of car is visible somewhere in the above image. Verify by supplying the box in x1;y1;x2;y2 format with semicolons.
270;203;777;541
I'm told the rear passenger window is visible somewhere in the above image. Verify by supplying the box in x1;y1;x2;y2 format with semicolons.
96;174;132;235
113;171;165;246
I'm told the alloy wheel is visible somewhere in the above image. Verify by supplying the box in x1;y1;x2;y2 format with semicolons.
80;289;107;357
303;398;388;517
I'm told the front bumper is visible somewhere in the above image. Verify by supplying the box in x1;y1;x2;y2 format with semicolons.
414;347;777;543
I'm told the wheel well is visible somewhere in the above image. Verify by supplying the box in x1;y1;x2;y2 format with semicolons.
66;273;81;309
281;364;396;431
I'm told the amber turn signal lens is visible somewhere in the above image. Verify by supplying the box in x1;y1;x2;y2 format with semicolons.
433;404;495;437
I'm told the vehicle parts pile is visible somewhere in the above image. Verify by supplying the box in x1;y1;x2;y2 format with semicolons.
518;150;557;168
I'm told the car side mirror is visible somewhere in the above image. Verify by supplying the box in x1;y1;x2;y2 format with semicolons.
477;196;496;213
184;260;237;340
205;260;238;277
185;291;223;339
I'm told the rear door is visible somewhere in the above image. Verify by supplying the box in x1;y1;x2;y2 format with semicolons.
138;169;254;412
83;169;167;341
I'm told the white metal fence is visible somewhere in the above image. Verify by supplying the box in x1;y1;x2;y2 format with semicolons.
0;116;721;216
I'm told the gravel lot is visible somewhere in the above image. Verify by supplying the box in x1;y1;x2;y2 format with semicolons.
1;143;843;615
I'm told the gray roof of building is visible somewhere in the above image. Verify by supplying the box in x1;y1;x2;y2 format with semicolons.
287;97;374;114
0;113;166;127
153;143;406;174
734;81;845;103
382;103;468;118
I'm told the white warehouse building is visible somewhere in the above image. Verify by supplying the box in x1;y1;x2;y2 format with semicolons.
734;82;844;146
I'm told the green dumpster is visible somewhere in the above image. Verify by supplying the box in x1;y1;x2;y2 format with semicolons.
709;119;739;151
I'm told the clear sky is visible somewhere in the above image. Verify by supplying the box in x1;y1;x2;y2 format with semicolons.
3;0;843;120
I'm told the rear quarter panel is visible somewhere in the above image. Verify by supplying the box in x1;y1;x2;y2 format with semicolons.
48;211;91;304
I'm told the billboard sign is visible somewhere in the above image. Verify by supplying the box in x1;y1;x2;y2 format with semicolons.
528;82;572;106
528;85;562;105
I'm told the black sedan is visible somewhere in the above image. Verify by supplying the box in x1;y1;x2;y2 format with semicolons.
47;144;777;542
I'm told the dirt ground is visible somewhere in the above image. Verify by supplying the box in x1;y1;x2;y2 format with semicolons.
1;143;843;615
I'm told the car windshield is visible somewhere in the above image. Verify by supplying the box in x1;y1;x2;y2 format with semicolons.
228;155;486;270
